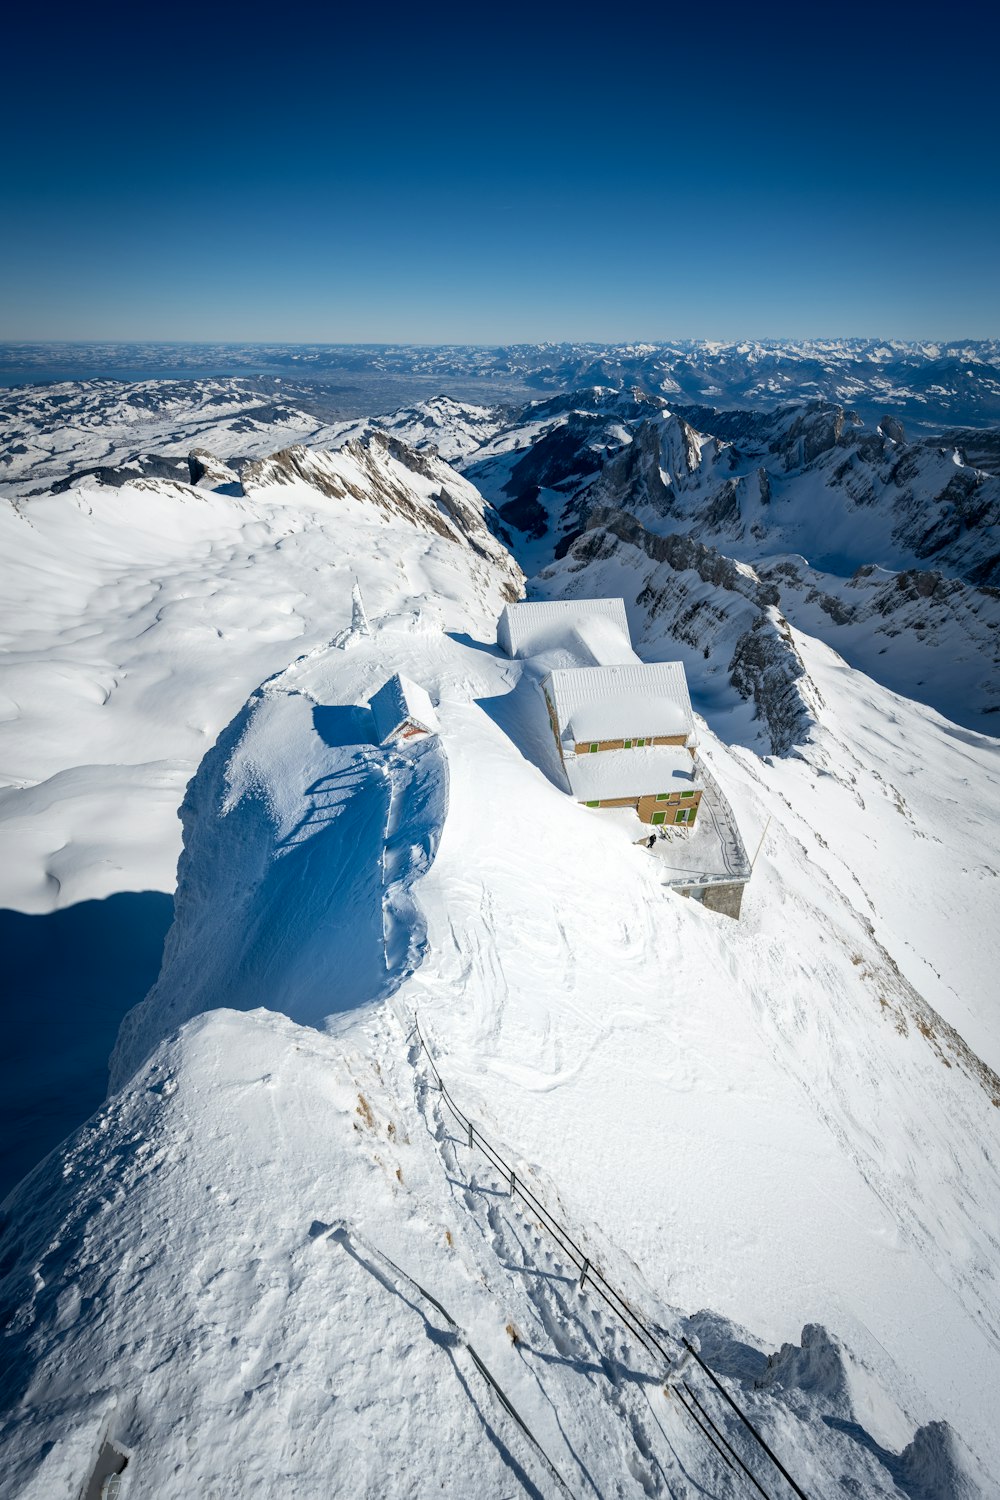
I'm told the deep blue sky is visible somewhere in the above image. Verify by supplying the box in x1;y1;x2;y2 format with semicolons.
4;0;998;341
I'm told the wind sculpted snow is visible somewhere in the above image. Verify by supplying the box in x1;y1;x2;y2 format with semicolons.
109;655;449;1091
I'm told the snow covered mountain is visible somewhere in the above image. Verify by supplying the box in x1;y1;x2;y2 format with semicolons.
5;338;1000;428
463;393;1000;734
1;379;999;1498
0;379;511;500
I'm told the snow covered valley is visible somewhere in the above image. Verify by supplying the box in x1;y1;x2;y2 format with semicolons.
1;381;999;1498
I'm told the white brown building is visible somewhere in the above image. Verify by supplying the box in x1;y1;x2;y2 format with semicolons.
542;661;704;827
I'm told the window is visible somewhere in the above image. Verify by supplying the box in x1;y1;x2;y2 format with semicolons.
681;790;694;799
589;743;599;753
675;808;693;824
624;739;632;749
656;793;669;801
651;811;665;825
586;800;600;808
636;738;645;747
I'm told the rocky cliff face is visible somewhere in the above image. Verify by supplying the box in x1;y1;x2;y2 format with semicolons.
544;505;817;755
241;432;521;593
471;388;998;739
534;398;1000;588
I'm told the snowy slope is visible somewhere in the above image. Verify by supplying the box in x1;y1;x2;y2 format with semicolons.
5;1006;981;1500
0;430;518;912
5;611;995;1497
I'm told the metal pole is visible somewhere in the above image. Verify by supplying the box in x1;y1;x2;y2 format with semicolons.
509;1169;516;1197
750;816;772;871
579;1258;589;1291
468;1121;474;1149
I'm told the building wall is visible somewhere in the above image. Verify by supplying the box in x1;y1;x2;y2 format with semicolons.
572;734;689;754
543;692;565;762
637;790;702;825
701;883;745;920
579;790;703;824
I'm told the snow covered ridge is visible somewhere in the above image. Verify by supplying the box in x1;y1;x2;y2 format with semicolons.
2;1011;987;1499
4;613;999;1496
108;663;449;1090
551;404;1000;590
6;602;998;1494
0;379;511;500
239;433;517;571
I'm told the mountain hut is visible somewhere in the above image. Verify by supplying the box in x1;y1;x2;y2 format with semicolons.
368;674;440;747
542;661;703;826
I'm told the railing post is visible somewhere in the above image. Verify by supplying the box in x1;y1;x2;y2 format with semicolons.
509;1169;516;1197
467;1121;474;1149
579;1257;590;1291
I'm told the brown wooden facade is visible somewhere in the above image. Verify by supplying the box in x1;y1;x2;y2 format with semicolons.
572;734;689;754
544;689;701;827
582;789;703;826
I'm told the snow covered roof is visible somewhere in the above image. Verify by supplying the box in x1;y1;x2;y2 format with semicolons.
566;745;702;802
544;662;697;746
368;673;439;744
498;598;633;661
567;614;640;667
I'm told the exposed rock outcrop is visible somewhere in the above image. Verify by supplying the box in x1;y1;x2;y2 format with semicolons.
548;505;816;754
242;432;522;598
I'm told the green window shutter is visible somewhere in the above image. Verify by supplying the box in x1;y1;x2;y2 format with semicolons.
681;790;694;799
586;800;600;808
651;811;665;825
636;738;644;747
624;739;632;749
656;792;669;801
590;743;599;753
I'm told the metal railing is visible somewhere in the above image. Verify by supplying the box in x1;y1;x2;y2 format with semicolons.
694;755;752;881
655;755;752;891
413;1016;813;1500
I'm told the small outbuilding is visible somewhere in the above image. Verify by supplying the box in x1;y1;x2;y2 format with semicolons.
368;674;440;746
497;598;636;665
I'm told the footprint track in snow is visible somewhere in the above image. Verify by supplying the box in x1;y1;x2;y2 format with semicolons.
412;1068;695;1497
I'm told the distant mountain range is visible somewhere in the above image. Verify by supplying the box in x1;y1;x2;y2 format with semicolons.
3;339;1000;429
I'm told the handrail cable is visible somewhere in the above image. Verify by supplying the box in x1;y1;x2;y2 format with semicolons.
345;1227;575;1497
679;1383;772;1500
673;1385;739;1476
412;1015;814;1500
